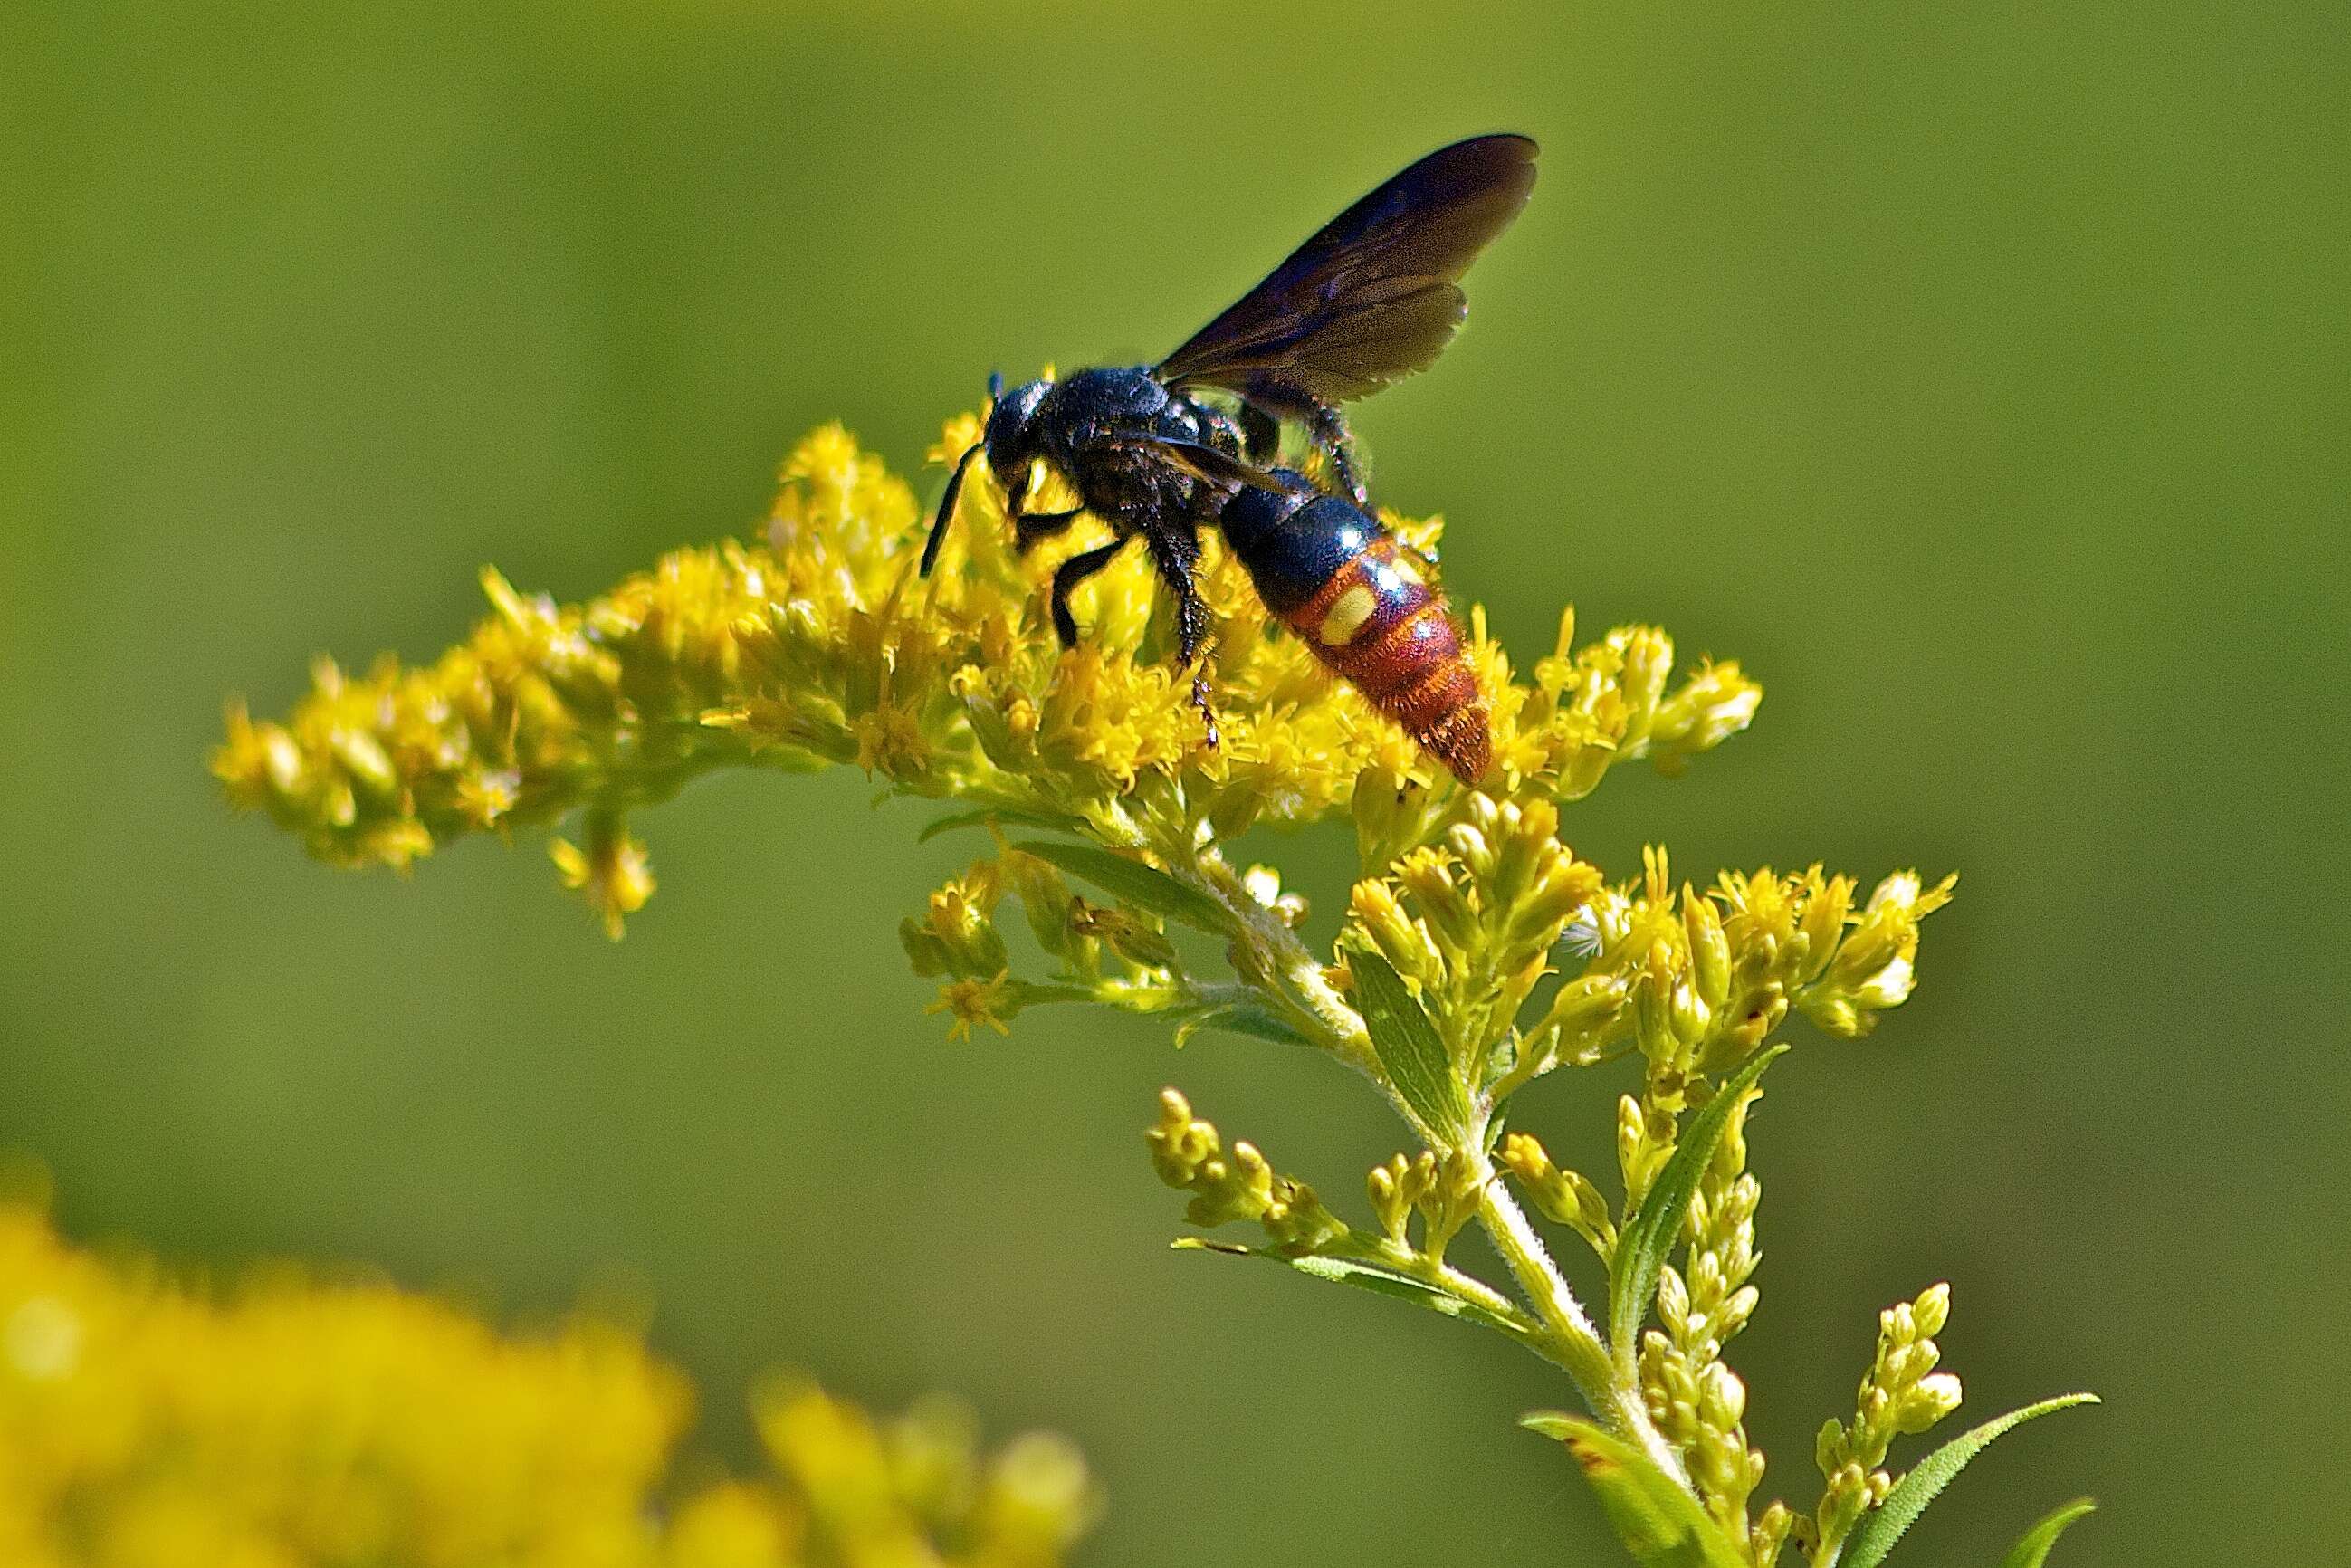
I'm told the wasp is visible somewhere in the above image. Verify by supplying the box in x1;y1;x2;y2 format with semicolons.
922;134;1537;782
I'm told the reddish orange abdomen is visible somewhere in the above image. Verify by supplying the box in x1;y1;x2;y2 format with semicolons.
1276;536;1490;782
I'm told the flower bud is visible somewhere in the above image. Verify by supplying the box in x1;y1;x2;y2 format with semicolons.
1669;976;1713;1047
1398;848;1478;957
1349;879;1436;983
1367;1160;1410;1243
1351;762;1425;875
1619;627;1674;741
1684;893;1732;1010
1897;1372;1964;1434
1146;1089;1218;1187
1797;872;1853;984
921;877;1009;979
1698;1362;1748;1429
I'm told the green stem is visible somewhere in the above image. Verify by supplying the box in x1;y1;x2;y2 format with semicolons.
1159;830;1696;1495
1471;1154;1690;1487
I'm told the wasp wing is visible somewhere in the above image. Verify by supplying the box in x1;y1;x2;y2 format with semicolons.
1156;134;1537;408
1113;435;1295;496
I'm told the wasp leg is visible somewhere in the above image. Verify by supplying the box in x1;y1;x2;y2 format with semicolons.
1305;402;1368;507
1013;507;1085;552
1137;520;1221;747
1048;537;1130;648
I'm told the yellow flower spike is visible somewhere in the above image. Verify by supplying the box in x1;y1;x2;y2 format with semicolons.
1146;1095;1347;1252
222;421;1760;920
1648;658;1763;776
1809;1281;1976;1557
852;703;932;779
909;875;1010;980
1800;870;1958;1036
1796;869;1855;985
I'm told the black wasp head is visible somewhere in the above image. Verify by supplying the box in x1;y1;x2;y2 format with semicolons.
981;375;1052;500
920;372;1054;578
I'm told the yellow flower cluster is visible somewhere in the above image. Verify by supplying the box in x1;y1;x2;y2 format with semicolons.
0;1184;1094;1568
215;419;1759;934
1496;853;1959;1209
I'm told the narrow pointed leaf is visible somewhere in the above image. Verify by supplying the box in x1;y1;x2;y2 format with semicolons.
1012;839;1233;933
916;806;1085;843
1521;1412;1745;1568
1172;999;1314;1049
1840;1393;2099;1568
2001;1497;2096;1568
1348;947;1470;1133
1172;1239;1528;1339
1609;1046;1785;1357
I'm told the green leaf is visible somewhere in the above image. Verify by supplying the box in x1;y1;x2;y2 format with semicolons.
1011;839;1233;934
915;806;1085;843
1608;1045;1786;1359
1172;999;1314;1049
2000;1497;2097;1568
1172;1239;1527;1339
1840;1393;2099;1568
1521;1412;1745;1568
1347;947;1471;1134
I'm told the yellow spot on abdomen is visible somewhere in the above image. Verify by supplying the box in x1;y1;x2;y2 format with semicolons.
1318;584;1380;646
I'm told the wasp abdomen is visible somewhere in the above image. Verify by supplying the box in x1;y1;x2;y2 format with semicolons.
1220;477;1491;783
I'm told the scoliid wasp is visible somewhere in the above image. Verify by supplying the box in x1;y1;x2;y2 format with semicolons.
922;134;1536;783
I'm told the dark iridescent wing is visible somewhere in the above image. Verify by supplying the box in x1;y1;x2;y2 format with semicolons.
1155;135;1537;406
1111;435;1294;496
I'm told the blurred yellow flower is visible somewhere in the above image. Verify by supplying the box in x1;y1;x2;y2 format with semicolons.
0;1184;1094;1568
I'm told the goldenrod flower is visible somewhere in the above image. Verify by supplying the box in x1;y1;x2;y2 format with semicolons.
216;414;2089;1565
928;972;1017;1042
217;421;1756;933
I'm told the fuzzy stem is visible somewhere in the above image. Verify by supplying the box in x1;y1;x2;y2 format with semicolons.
1472;1156;1690;1487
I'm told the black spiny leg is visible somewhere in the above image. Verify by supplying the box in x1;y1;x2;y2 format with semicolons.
1048;538;1129;648
1139;521;1220;747
1014;507;1085;553
1305;401;1368;506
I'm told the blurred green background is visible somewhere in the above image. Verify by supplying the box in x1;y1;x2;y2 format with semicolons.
5;2;2346;1562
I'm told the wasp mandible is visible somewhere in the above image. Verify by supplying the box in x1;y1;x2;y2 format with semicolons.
922;135;1537;782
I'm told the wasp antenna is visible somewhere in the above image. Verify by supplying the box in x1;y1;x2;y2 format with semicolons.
988;369;1004;402
921;442;985;578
